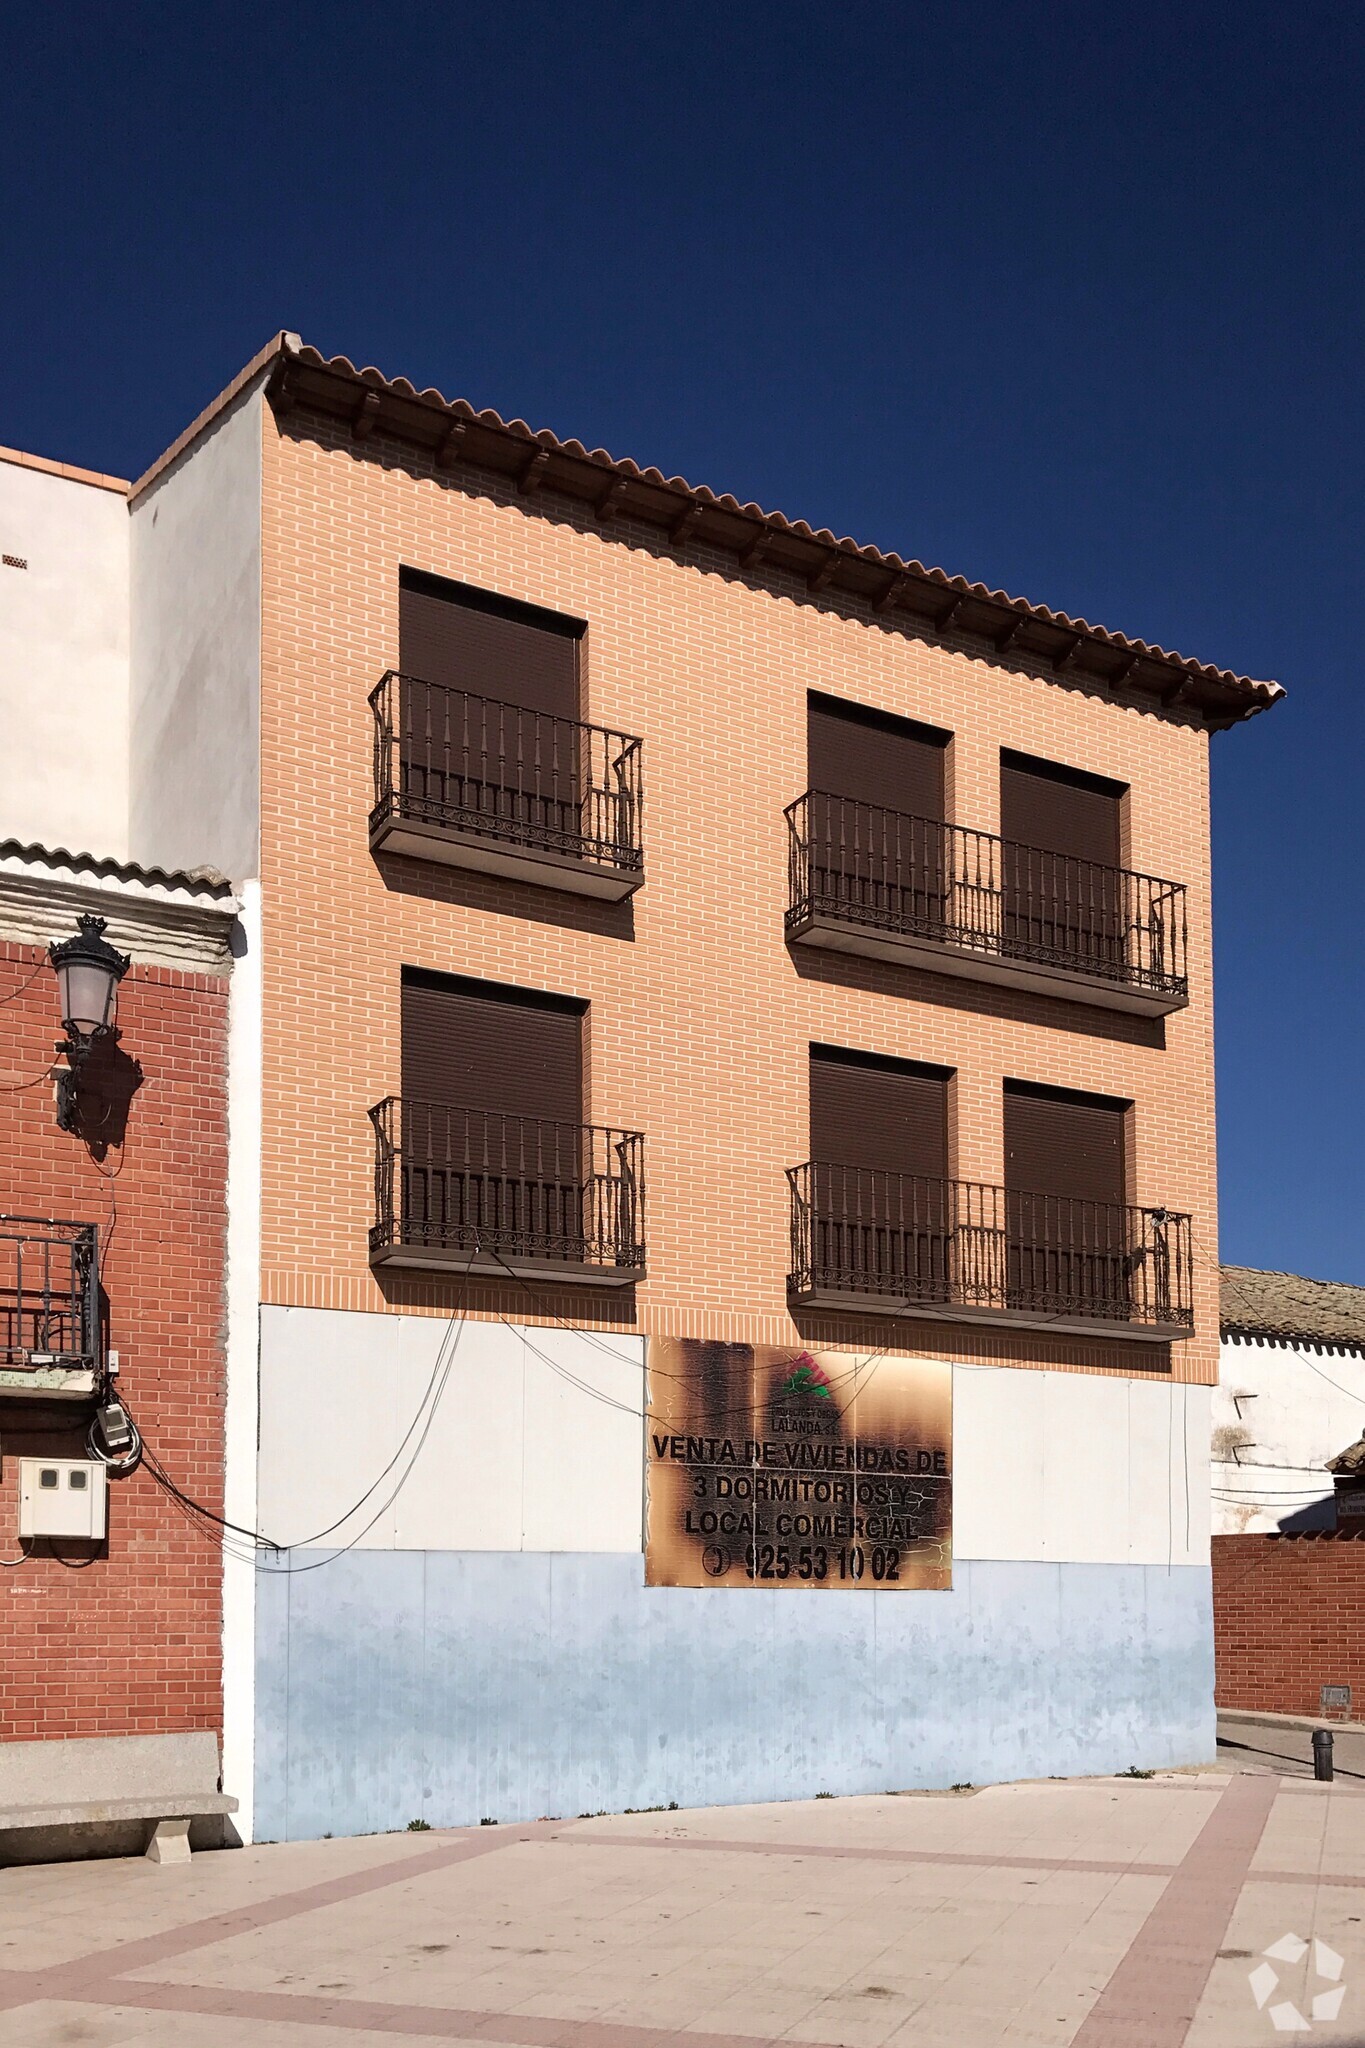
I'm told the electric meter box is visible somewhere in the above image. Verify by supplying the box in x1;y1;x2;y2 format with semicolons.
18;1458;107;1540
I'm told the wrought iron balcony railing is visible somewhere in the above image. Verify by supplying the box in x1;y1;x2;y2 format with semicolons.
0;1218;102;1390
370;672;644;899
369;1099;645;1285
785;793;1188;1015
787;1163;1194;1340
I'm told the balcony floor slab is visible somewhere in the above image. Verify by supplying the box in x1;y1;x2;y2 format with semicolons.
370;1241;642;1287
789;1283;1191;1343
370;814;643;901
788;913;1187;1017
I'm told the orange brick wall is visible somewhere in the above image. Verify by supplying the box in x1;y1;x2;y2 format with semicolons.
0;943;228;1741
258;405;1220;1384
1213;1532;1365;1715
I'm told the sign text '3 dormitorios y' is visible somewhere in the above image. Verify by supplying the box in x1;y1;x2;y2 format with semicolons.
645;1339;951;1590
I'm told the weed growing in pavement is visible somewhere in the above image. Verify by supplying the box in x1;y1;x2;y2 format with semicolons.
1118;1767;1155;1779
407;1819;432;1831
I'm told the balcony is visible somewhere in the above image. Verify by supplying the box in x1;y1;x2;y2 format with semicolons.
785;793;1188;1016
370;673;644;899
369;1100;645;1286
0;1218;102;1398
787;1164;1193;1341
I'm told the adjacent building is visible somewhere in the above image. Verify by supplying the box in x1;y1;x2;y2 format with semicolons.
1213;1264;1365;1718
0;448;241;1853
1;338;1282;1845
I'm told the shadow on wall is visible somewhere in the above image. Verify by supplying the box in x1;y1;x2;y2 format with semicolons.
67;1030;144;1160
373;853;636;944
785;941;1167;1052
1276;1498;1339;1533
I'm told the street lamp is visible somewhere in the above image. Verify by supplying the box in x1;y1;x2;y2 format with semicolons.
47;915;130;1132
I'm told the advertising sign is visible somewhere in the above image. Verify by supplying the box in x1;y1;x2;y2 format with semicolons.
645;1337;951;1590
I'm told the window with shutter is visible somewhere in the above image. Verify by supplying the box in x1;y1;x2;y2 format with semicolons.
999;752;1126;974
809;1047;952;1303
398;569;585;847
1003;1080;1131;1319
807;695;950;932
399;969;588;1263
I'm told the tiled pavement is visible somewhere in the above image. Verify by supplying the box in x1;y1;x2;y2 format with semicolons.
2;1768;1363;2046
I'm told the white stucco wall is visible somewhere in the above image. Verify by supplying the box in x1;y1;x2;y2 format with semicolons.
1214;1333;1365;1532
127;387;263;881
0;456;129;858
257;1307;1208;1569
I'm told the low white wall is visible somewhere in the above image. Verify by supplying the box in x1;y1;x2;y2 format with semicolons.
0;457;129;858
258;1307;1209;1568
954;1364;1209;1567
258;1309;645;1553
1214;1333;1365;1532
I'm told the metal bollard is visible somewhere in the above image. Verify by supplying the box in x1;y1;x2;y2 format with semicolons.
1313;1727;1334;1781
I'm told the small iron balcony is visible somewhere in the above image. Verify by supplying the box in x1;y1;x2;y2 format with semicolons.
370;672;644;899
787;1164;1194;1341
786;793;1188;1016
0;1218;102;1397
369;1100;646;1286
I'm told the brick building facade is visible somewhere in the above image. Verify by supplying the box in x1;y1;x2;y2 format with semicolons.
1212;1533;1365;1718
0;852;236;1756
2;339;1283;1844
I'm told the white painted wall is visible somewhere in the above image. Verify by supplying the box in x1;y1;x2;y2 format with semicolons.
1214;1333;1365;1533
220;881;262;1842
259;1308;1207;1569
258;1309;646;1553
0;458;129;857
127;386;263;881
953;1365;1209;1568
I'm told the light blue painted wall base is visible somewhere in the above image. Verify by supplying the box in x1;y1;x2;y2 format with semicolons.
254;1553;1214;1843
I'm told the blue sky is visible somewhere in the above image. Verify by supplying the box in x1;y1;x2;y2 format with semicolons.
4;2;1361;1278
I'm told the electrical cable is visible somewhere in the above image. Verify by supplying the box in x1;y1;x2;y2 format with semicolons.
482;1241;904;1430
0;957;50;1008
115;1270;476;1570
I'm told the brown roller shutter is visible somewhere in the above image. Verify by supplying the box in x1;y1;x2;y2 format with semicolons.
999;753;1123;865
1004;1081;1130;1318
808;694;947;819
401;969;584;1124
1003;1082;1126;1202
398;971;590;1261
807;697;950;931
397;570;586;846
399;569;582;721
810;1046;949;1176
808;1048;951;1304
1000;753;1125;972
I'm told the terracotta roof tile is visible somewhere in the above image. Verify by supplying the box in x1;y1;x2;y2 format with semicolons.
270;340;1282;725
0;839;235;899
131;332;1285;725
1221;1264;1365;1351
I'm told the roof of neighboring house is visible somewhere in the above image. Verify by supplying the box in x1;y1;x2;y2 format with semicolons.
0;840;234;900
1221;1265;1365;1351
1327;1437;1365;1477
0;443;129;495
130;332;1283;729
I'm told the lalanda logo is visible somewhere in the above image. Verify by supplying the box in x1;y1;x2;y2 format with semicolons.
780;1353;834;1401
1248;1934;1346;2031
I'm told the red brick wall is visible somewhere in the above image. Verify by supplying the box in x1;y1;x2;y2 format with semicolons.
1212;1531;1365;1716
0;939;228;1742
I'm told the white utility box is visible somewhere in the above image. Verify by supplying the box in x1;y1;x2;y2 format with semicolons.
18;1458;107;1539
